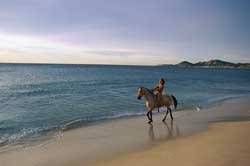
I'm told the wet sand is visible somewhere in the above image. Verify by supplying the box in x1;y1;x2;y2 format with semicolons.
95;121;250;166
0;97;250;166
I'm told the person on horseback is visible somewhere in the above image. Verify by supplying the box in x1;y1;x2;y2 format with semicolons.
152;78;166;110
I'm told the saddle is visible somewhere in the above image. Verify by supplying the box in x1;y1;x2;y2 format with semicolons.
150;90;163;107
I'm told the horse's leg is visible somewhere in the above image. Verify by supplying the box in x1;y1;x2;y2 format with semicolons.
169;108;173;120
147;109;153;124
162;108;169;122
147;111;153;123
149;110;153;123
146;111;151;122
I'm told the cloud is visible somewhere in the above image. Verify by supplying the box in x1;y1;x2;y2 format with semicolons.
0;32;179;65
0;49;178;65
0;0;249;64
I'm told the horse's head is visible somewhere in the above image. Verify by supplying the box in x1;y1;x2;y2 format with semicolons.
137;87;145;100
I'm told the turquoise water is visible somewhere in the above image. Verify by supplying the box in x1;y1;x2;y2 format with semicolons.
0;64;250;146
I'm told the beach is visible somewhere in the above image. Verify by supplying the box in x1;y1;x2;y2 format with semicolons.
1;0;250;165
1;0;249;165
0;97;250;166
95;121;250;166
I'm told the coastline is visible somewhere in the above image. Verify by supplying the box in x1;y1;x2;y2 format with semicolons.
0;97;250;166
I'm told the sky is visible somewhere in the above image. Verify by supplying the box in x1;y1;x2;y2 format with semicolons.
0;0;249;65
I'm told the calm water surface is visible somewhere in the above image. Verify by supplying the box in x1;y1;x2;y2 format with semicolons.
0;64;250;147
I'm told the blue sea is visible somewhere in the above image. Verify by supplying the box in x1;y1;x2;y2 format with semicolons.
0;64;250;148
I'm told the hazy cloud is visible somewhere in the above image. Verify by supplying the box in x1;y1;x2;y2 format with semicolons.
0;0;249;64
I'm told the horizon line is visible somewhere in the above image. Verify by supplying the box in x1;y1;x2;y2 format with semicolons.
0;58;249;67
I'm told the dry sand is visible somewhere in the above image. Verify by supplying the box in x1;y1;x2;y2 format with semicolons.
0;97;250;166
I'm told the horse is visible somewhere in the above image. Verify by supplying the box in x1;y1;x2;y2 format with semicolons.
137;87;178;123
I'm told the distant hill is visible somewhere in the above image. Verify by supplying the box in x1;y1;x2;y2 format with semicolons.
177;61;193;67
174;59;250;69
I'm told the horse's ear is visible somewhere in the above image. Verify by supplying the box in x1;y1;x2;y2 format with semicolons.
138;87;142;91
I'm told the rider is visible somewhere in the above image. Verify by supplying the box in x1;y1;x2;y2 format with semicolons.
152;78;166;109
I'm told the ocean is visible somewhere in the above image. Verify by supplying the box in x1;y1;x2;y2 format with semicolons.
0;64;250;148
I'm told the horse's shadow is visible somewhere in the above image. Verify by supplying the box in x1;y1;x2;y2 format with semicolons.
148;120;180;142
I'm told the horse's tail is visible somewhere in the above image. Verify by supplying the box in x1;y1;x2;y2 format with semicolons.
171;95;178;109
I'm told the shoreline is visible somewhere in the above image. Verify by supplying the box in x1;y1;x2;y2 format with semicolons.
2;94;248;152
0;97;250;166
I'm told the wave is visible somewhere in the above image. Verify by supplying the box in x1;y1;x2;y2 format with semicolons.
0;126;59;149
0;111;146;150
206;94;250;106
61;111;146;131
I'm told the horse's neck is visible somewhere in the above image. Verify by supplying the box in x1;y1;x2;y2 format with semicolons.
143;88;155;102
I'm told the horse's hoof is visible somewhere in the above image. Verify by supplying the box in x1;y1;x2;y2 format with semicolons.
148;120;153;124
162;118;166;122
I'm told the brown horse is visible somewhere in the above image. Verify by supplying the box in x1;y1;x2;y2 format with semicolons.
137;87;177;123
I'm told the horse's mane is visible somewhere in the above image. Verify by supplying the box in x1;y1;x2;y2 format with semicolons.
142;87;154;96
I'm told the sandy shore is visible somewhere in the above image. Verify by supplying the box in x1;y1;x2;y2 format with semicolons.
95;121;250;166
0;97;250;166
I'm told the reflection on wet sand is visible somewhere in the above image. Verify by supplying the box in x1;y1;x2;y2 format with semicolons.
148;120;180;142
